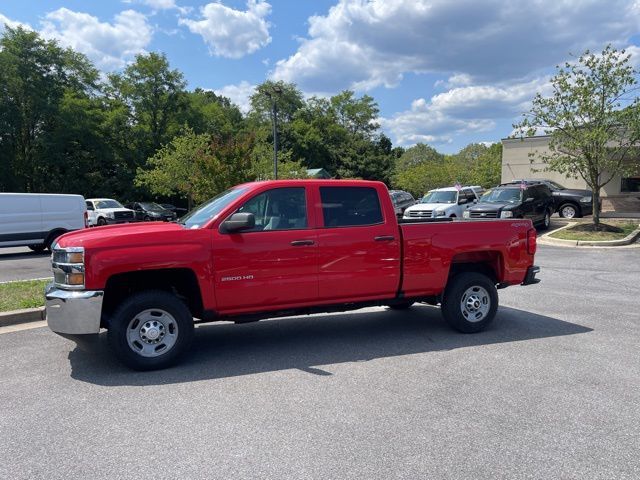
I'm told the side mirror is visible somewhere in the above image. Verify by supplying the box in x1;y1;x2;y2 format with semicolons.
525;197;534;203
221;212;255;233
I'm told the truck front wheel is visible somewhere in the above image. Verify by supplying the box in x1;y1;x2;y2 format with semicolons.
441;272;498;333
108;290;194;370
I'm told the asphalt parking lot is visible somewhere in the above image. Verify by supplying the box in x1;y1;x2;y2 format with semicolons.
0;247;51;283
1;244;639;479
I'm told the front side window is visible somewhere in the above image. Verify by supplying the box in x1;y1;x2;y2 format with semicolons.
180;187;249;229
236;187;307;232
320;187;383;227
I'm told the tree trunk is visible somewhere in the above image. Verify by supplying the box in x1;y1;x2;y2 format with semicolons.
592;187;601;228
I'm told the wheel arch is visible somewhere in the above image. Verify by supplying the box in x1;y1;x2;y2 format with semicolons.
102;268;204;327
448;250;503;284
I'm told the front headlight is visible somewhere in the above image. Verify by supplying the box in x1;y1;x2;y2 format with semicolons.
500;211;514;218
580;196;592;203
435;210;447;217
106;211;115;219
463;211;471;219
52;246;85;289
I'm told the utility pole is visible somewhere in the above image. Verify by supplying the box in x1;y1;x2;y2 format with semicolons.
262;84;283;180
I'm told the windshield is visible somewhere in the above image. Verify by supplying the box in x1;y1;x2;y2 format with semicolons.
139;202;164;211
420;191;457;204
480;188;522;204
179;187;248;228
95;199;123;209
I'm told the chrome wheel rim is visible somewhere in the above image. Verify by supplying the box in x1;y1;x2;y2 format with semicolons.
460;286;490;322
561;206;576;218
126;309;179;357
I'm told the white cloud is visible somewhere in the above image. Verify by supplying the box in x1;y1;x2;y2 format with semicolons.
122;0;192;15
273;0;640;94
40;8;153;70
179;0;271;59
214;81;256;113
382;77;551;146
0;13;32;33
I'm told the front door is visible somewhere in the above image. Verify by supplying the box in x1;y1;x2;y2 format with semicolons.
212;186;318;314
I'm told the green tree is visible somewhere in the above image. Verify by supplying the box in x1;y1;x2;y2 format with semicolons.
514;45;640;227
136;128;256;208
394;143;444;174
109;52;187;159
0;26;98;192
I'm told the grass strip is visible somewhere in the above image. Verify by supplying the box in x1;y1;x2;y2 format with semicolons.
0;279;49;312
550;221;639;241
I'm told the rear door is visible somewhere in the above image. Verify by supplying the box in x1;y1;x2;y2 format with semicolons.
212;186;318;313
315;185;401;301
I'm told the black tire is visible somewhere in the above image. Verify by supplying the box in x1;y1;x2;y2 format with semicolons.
108;290;194;371
28;244;46;253
144;215;151;221
558;203;580;219
538;210;551;230
449;214;457;218
97;217;107;226
441;272;498;333
388;301;415;310
44;230;65;251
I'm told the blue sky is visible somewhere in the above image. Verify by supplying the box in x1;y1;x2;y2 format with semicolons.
1;0;640;153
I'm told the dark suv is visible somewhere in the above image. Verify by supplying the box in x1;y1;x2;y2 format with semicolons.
506;179;593;218
463;182;554;229
389;190;416;218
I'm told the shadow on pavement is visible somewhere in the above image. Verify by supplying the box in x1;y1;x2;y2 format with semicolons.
0;250;49;261
68;305;592;386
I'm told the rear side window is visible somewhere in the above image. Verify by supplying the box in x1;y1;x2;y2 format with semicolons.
320;187;383;227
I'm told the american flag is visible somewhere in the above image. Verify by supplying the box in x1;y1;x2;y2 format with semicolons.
454;182;462;191
520;181;527;190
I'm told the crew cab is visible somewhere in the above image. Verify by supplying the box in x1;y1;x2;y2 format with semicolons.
45;180;540;370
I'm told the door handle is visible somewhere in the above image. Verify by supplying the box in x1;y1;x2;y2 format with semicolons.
290;240;315;246
374;235;395;242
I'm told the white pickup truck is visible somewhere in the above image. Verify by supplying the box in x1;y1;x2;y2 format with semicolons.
403;186;484;219
85;198;135;226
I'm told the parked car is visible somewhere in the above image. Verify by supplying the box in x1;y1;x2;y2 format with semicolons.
86;198;135;226
464;182;554;229
389;190;416;218
0;193;86;252
46;180;540;370
403;186;484;219
125;202;177;222
160;203;188;216
504;179;593;218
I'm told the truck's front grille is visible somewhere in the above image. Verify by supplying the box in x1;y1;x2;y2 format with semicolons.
469;211;498;218
408;210;433;217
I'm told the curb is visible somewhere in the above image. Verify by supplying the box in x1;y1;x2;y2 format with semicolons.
539;223;640;247
0;307;45;328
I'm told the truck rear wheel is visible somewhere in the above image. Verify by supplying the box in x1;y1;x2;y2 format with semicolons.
108;290;194;370
441;272;497;333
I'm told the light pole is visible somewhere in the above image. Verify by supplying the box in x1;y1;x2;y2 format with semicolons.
263;85;283;179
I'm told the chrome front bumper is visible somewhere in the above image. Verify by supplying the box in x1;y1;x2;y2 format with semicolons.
45;283;104;335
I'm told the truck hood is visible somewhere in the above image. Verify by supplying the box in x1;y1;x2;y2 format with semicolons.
55;222;186;249
95;207;133;213
407;202;454;211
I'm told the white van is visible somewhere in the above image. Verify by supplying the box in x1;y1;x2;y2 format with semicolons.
0;193;87;252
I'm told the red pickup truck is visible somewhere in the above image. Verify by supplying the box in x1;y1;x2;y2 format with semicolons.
46;180;540;370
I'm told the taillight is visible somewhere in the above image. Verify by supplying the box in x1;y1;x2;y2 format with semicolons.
527;228;537;255
84;211;89;228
